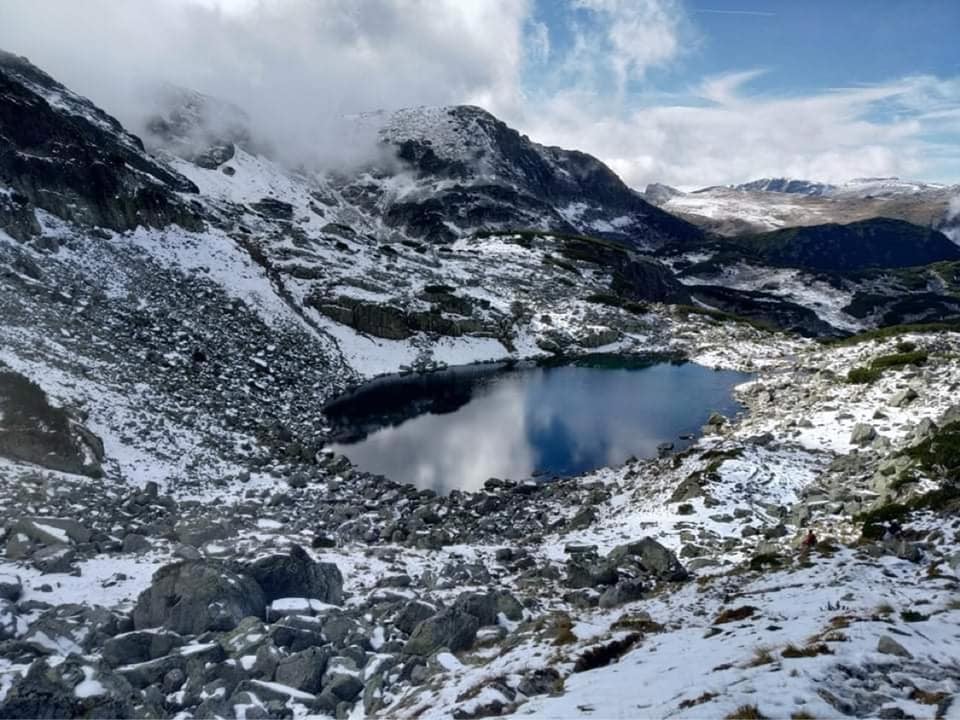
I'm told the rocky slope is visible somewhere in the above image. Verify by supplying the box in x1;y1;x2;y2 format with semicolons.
2;50;960;720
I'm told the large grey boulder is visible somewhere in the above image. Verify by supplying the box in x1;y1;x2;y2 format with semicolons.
850;423;877;446
403;608;479;656
393;600;437;635
101;629;184;668
13;517;91;546
877;635;912;658
607;538;688;581
598;579;647;608
322;656;363;701
245;544;343;605
889;388;918;408
453;592;499;626
274;647;332;694
133;561;266;635
0;573;22;602
31;544;76;574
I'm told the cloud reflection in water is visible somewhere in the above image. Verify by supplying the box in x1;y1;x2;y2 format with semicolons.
331;362;749;494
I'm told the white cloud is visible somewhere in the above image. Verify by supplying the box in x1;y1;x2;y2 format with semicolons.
507;73;960;189
573;0;688;97
0;0;956;187
0;0;529;170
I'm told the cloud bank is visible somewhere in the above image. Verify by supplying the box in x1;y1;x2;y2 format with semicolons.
0;0;530;170
0;0;957;187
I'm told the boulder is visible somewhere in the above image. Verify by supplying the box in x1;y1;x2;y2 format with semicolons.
393;600;437;635
404;608;479;656
322;656;363;701
453;592;498;626
121;533;151;554
245;545;343;605
274;647;332;694
607;538;688;581
850;423;877;446
889;388;918;408
13;517;91;546
133;561;266;635
598;579;647;608
101;630;184;668
0;573;23;602
31;545;76;574
877;635;912;658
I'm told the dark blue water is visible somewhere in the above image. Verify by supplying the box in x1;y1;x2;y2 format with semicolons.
326;357;750;493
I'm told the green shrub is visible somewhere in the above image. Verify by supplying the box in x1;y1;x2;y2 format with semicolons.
825;322;960;347
904;422;960;480
847;366;882;384
870;350;928;369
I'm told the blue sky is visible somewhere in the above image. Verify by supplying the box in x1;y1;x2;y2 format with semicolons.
2;0;958;188
528;0;960;98
510;0;960;187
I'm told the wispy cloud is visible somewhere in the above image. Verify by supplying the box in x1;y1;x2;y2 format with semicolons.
508;72;960;188
693;8;776;17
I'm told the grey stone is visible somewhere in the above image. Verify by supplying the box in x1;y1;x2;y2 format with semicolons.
30;545;76;574
122;533;151;554
850;423;877;446
877;635;912;658
274;647;332;694
132;560;266;634
394;600;437;635
453;592;498;626
890;388;918;408
322;657;363;701
0;573;22;602
102;629;184;667
246;544;343;605
404;608;479;655
607;537;688;580
598;579;646;608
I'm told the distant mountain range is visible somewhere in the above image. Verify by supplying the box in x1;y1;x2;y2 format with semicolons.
644;176;960;240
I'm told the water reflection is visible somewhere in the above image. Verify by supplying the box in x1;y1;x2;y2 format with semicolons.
328;360;750;494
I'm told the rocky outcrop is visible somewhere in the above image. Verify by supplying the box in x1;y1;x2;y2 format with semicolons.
310;294;491;340
0;50;201;233
0;370;104;476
